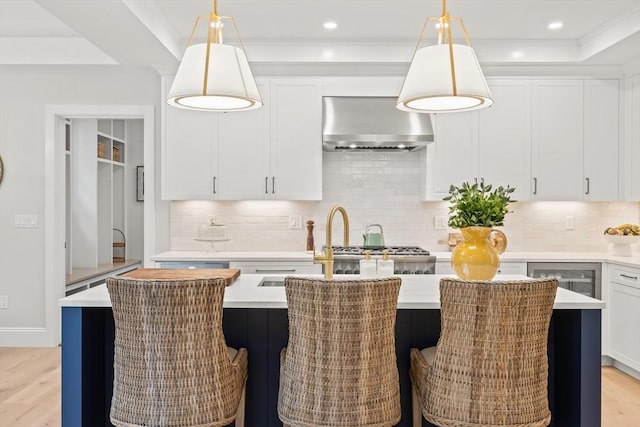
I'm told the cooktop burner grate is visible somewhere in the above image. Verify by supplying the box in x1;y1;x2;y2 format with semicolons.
331;246;430;256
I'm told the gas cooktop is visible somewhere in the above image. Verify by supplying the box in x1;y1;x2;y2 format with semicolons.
331;246;431;256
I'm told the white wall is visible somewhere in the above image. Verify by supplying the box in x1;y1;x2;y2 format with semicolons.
171;151;640;253
0;66;160;346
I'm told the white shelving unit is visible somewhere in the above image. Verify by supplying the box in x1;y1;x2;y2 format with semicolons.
66;118;142;284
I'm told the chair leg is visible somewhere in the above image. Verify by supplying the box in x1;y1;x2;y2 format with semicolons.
412;384;423;427
235;386;246;427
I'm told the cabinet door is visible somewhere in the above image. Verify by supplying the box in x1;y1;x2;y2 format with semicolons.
584;79;619;201
216;82;270;200
423;113;477;201
496;262;526;275
229;261;321;274
478;80;531;201
531;80;584;200
625;75;640;200
609;281;640;371
162;79;217;200
269;79;322;200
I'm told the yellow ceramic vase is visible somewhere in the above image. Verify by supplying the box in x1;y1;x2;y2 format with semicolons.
451;226;505;280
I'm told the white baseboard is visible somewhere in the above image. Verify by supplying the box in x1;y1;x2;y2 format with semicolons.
612;360;640;380
0;327;58;347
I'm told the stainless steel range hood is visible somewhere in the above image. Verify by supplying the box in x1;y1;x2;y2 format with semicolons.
322;96;434;152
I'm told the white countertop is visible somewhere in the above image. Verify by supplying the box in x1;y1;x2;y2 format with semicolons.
151;250;640;269
59;274;605;310
432;251;640;268
151;251;314;262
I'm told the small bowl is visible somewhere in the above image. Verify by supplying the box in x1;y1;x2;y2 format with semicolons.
603;234;640;256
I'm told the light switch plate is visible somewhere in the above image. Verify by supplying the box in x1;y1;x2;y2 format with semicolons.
435;216;448;230
14;214;38;228
288;215;302;229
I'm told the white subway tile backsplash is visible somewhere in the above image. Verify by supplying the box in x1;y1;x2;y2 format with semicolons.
170;151;640;253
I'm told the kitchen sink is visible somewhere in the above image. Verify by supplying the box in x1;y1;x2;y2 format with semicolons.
258;276;286;287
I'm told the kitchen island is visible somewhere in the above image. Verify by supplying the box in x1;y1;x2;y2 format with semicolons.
60;274;604;427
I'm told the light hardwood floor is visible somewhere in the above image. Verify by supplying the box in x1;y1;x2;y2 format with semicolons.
1;347;639;426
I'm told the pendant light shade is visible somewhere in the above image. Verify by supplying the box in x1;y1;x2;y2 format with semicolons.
167;0;262;112
397;0;492;113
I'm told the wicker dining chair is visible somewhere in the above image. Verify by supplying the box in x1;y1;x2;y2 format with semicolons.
278;277;402;427
410;278;558;427
106;276;248;427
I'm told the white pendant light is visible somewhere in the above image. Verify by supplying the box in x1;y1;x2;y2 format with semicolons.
397;0;492;113
167;0;262;111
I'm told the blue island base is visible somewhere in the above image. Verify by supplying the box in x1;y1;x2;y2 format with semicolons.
62;307;601;427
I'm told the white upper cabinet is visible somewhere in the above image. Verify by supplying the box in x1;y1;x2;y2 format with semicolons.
422;79;531;201
477;79;532;201
531;79;619;201
216;82;270;200
623;74;640;201
162;78;217;200
531;80;585;200
424;78;619;202
584;79;619;201
269;79;323;200
422;113;476;201
161;77;322;201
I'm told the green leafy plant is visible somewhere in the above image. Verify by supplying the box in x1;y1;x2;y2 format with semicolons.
443;181;516;229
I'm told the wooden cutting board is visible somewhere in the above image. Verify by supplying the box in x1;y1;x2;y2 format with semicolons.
122;268;241;286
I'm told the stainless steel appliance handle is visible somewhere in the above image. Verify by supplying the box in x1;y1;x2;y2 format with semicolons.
212;176;217;194
265;177;269;194
621;273;638;280
533;177;537;195
255;269;296;273
272;177;275;194
585;177;590;195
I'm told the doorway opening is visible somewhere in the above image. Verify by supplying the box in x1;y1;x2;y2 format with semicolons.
44;105;155;346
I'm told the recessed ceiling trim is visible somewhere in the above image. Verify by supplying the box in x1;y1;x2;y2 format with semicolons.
579;3;640;61
0;37;116;64
122;0;184;60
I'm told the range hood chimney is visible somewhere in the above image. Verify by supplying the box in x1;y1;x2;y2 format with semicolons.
322;96;434;152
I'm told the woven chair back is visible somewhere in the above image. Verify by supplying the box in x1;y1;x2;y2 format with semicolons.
106;277;241;427
278;277;402;427
425;278;558;427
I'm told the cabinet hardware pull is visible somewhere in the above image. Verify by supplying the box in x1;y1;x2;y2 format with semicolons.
265;177;269;194
272;177;275;194
533;177;537;195
255;269;296;273
212;176;217;194
620;274;638;280
585;177;590;195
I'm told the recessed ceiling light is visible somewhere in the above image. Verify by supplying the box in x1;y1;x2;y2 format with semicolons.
548;21;563;30
511;51;524;59
323;21;338;30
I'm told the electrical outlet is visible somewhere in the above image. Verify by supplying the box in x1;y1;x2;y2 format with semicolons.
288;215;302;229
0;296;8;309
565;216;575;231
435;216;448;230
14;214;38;228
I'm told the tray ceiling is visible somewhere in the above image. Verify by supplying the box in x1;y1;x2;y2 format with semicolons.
0;0;638;67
